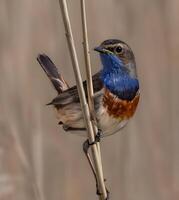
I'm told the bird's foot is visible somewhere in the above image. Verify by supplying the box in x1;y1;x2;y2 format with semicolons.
83;129;102;153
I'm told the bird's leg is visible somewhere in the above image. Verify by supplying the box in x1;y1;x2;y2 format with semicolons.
83;130;110;199
83;130;101;180
83;139;98;185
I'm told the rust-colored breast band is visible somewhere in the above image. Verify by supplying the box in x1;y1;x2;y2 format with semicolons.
103;89;140;119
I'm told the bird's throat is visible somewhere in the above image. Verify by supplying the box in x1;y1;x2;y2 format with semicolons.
100;53;139;101
101;70;139;101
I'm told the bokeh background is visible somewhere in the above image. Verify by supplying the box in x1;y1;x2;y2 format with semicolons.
0;0;179;200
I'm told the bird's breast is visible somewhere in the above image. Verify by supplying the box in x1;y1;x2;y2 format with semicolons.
103;88;140;120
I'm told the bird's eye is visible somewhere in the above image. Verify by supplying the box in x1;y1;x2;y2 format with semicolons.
115;46;123;54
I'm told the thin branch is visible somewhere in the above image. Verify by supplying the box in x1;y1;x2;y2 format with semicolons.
80;0;94;112
58;0;107;199
10;125;42;200
80;0;106;198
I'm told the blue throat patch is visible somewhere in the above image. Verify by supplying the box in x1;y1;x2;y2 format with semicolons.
100;53;139;101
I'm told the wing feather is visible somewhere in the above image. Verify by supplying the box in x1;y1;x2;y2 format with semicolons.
47;72;103;106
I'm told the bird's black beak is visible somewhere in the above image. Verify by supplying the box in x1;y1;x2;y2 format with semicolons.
94;46;106;53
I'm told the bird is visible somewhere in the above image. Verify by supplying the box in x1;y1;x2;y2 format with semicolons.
37;39;140;198
37;39;140;138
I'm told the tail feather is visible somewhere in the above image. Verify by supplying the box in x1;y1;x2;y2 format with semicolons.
37;54;69;93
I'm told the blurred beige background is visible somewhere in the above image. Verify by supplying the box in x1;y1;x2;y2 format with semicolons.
0;0;179;200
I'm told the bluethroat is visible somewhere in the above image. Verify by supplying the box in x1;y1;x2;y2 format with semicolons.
37;39;140;198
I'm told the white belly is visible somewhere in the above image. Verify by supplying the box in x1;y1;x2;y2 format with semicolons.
97;105;128;137
55;104;128;137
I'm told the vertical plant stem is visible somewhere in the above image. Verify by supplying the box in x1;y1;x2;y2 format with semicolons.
80;0;94;111
10;125;42;200
58;0;107;199
80;0;105;197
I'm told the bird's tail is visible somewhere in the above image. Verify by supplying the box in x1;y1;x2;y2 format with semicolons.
37;54;69;93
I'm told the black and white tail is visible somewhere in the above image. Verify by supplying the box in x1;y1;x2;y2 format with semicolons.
37;54;69;93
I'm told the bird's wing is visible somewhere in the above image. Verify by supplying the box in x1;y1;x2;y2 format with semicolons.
37;54;69;93
47;72;103;106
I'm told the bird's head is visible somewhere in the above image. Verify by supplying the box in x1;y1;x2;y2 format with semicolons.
94;39;137;78
94;39;139;100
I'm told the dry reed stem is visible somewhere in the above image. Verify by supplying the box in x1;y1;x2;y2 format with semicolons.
80;0;106;199
10;125;43;200
58;0;107;199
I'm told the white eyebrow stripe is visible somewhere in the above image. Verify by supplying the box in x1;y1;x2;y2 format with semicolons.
105;44;123;48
